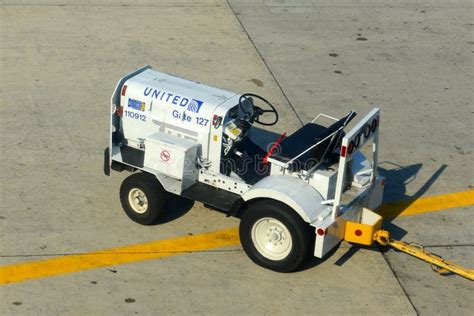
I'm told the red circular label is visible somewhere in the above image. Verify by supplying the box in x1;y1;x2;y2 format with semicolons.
160;150;171;162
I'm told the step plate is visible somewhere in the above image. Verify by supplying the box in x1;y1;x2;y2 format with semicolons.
181;182;241;213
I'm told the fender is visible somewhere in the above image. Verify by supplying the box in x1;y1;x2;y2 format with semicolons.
241;175;327;225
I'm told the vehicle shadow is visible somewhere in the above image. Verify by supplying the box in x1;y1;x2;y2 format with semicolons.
378;162;447;239
296;244;339;272
154;195;195;225
379;161;447;204
328;162;447;267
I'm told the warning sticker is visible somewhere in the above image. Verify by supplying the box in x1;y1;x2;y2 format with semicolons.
160;149;171;162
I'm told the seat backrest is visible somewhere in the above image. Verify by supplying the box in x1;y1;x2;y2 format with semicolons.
268;111;357;171
312;111;357;163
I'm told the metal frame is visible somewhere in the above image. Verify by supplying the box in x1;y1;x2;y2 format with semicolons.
311;113;338;123
332;108;380;219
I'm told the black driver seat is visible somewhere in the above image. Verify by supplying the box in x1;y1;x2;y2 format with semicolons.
270;111;356;170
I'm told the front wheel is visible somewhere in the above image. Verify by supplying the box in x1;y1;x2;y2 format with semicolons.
120;172;168;225
239;200;312;272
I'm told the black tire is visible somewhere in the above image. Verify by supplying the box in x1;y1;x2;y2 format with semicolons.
120;172;168;225
239;200;312;272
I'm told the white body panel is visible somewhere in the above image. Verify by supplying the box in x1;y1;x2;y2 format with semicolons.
144;132;199;189
308;168;338;200
366;175;384;210
121;68;237;158
242;175;327;224
109;65;152;169
109;66;245;194
198;169;251;194
314;216;346;258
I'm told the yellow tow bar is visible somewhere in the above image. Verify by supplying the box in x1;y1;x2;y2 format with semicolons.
343;208;473;281
373;230;474;281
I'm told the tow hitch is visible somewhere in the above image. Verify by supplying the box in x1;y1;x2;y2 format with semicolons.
374;230;474;281
344;208;474;281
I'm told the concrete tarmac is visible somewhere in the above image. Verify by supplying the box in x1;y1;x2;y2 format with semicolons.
1;1;472;315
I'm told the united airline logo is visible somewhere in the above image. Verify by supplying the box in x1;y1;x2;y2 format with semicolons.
187;99;203;113
144;87;204;113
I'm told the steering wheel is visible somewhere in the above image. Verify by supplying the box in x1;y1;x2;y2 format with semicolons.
239;93;279;126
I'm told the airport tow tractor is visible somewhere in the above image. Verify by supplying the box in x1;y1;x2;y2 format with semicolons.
104;66;473;279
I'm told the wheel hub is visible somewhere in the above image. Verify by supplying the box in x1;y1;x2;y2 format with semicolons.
128;188;148;214
269;226;284;243
135;195;145;206
251;217;292;261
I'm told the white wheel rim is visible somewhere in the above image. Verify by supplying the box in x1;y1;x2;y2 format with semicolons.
128;188;148;214
251;217;292;261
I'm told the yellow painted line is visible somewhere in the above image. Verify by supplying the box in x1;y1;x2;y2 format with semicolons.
1;190;473;285
0;228;239;285
377;189;474;219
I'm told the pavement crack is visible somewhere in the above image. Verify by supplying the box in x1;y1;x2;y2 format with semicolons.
226;0;304;127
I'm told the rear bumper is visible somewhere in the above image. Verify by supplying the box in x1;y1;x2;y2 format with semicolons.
313;175;385;258
344;208;382;246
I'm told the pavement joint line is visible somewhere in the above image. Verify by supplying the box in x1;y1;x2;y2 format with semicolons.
226;0;304;126
379;251;419;314
1;189;473;285
0;228;240;285
0;249;243;258
219;4;465;9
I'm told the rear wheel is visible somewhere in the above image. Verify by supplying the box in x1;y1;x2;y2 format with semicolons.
239;200;312;272
120;172;168;225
